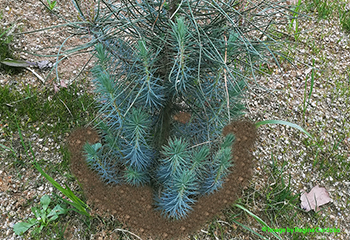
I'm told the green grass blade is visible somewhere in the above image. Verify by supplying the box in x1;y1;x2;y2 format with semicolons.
0;143;17;155
14;115;29;155
231;219;268;240
33;162;69;195
52;192;89;216
255;120;313;139
303;59;315;116
0;24;13;38
10;119;91;218
32;162;91;217
307;60;315;108
234;204;283;240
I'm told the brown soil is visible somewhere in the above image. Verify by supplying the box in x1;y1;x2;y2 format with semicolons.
67;120;257;240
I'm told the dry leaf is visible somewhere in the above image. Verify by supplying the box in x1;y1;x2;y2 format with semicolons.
60;79;67;88
53;82;59;93
300;185;331;212
305;67;313;75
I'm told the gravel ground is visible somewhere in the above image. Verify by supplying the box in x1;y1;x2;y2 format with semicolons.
245;11;350;240
0;0;349;239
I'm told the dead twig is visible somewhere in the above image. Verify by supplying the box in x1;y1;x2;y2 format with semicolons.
59;98;73;118
112;228;143;240
25;67;45;83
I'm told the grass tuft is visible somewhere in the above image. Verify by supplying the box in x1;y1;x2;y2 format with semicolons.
0;82;97;142
0;10;15;73
341;10;350;32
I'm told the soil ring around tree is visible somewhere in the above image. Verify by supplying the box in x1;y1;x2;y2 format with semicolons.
67;120;257;240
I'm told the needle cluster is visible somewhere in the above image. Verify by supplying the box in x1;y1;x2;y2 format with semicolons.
77;0;288;220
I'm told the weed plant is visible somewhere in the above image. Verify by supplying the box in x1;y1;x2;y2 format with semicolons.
46;0;57;11
0;82;97;142
0;114;93;238
0;11;14;72
13;195;69;236
304;0;333;19
341;11;350;32
0;79;97;187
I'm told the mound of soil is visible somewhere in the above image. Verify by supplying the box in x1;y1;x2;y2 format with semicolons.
67;120;257;240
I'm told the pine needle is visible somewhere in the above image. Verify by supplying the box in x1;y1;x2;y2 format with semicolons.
223;34;230;121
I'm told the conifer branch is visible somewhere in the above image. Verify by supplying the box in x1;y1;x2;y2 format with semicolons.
71;0;292;220
223;34;230;122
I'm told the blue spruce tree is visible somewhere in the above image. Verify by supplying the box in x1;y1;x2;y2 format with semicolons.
76;0;284;220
